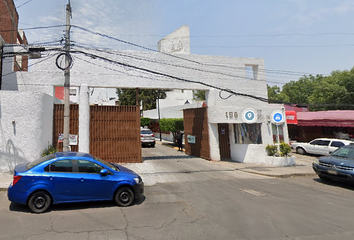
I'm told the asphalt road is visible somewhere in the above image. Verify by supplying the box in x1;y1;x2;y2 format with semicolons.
1;145;354;239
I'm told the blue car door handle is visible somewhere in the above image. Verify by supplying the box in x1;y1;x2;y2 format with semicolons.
48;177;54;181
80;178;85;182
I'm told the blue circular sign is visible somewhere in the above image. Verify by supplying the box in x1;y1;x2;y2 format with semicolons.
271;111;285;125
242;108;257;123
273;113;283;122
245;111;255;121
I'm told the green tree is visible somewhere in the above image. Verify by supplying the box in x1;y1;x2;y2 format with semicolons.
159;118;184;144
116;89;168;111
194;90;206;100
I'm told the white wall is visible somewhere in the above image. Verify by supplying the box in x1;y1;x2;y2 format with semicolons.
0;91;53;172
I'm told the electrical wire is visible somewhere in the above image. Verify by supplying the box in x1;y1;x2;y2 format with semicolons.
16;0;35;9
69;50;269;102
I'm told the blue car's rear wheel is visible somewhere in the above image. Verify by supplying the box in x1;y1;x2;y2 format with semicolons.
28;191;51;213
115;187;134;207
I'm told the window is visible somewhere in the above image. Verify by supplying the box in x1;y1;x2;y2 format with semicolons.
77;160;104;174
272;124;284;143
45;160;73;172
310;140;330;146
70;89;77;96
234;123;262;144
331;141;345;148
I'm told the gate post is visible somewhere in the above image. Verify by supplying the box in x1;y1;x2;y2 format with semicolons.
79;84;90;153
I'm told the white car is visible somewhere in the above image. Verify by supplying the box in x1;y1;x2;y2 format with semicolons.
291;138;353;155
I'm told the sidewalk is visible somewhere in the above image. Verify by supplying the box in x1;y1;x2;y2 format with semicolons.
0;145;316;190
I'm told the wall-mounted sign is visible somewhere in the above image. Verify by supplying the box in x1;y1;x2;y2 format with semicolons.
271;110;285;125
58;133;78;145
187;135;196;144
242;108;257;124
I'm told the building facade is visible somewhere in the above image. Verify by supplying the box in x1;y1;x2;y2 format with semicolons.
0;25;289;171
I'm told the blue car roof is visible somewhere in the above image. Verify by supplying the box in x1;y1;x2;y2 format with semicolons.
54;152;93;159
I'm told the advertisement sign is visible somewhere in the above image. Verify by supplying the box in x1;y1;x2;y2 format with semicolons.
58;133;78;145
187;135;196;144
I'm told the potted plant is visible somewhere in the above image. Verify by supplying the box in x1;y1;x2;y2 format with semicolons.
265;142;295;166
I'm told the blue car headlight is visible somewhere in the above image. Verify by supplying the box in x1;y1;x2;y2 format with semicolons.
134;177;140;184
313;158;320;165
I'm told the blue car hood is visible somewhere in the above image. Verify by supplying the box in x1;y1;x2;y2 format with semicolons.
319;156;354;166
111;163;136;174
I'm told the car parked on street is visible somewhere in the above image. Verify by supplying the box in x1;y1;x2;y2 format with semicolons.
313;145;354;183
7;152;144;213
290;138;353;155
141;128;155;147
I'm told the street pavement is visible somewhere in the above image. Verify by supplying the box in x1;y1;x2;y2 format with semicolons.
0;141;317;190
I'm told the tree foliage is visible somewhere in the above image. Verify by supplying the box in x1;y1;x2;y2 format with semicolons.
141;117;150;127
116;89;168;111
267;67;354;111
194;90;206;100
159;118;184;143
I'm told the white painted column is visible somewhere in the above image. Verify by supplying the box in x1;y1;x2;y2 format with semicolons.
208;123;221;161
79;84;90;153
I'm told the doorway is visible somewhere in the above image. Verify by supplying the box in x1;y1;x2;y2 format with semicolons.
218;123;231;160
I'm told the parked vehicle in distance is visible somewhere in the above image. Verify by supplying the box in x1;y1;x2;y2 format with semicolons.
290;138;353;155
313;145;354;183
7;152;144;213
141;128;155;147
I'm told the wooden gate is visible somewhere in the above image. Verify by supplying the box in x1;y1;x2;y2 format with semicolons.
183;107;210;160
90;105;141;163
53;104;142;163
53;104;79;152
218;123;231;160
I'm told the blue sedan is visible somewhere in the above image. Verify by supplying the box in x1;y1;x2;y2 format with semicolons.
8;152;144;213
313;144;354;183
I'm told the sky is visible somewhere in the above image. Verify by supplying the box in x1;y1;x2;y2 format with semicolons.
14;0;354;87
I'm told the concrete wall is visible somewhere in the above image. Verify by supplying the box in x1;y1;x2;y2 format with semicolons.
0;91;53;172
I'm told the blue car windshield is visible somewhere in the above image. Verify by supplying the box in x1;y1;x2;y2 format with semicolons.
331;147;354;159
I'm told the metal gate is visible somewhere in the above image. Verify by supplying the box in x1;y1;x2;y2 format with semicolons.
183;107;210;160
53;104;142;163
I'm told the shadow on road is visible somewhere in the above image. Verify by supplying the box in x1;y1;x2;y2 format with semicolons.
9;196;146;213
313;177;354;191
143;155;194;161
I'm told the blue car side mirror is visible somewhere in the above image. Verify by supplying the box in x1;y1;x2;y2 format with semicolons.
100;168;108;176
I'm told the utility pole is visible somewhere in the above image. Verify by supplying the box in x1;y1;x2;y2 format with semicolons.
63;0;72;151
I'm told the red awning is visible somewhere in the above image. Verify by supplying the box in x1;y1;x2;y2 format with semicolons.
297;111;354;127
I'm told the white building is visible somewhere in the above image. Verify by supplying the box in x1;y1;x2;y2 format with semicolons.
0;26;291;172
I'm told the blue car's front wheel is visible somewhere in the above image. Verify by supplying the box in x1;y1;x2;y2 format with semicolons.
28;191;52;213
115;187;134;207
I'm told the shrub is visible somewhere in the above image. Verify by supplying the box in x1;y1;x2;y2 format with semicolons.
42;143;57;157
279;141;292;157
141;117;150;127
266;144;278;156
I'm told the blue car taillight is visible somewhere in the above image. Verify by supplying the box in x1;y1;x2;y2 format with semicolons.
12;176;22;186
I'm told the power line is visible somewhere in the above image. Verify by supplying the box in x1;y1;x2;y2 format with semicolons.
70;50;269;102
16;0;35;9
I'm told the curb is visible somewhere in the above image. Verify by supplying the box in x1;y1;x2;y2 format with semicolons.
238;169;317;178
